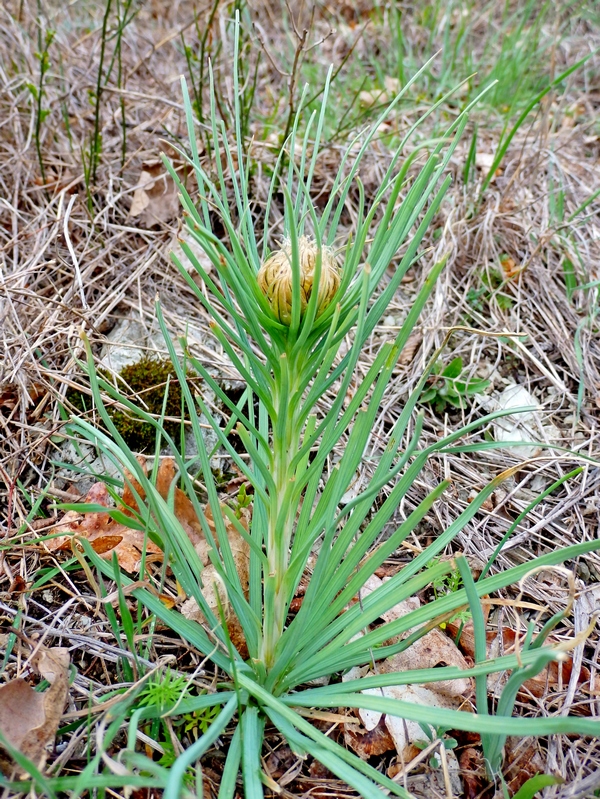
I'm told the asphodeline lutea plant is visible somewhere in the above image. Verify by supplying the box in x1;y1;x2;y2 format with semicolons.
63;34;600;799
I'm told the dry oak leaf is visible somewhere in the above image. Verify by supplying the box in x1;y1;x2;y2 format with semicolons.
344;713;396;759
45;479;162;573
490;626;592;704
46;458;251;655
343;584;473;760
449;619;592;704
46;456;216;573
119;457;205;552
351;628;472;758
398;331;422;366
123;458;250;657
458;746;486;799
0;646;70;770
503;737;549;796
180;503;250;660
128;144;186;227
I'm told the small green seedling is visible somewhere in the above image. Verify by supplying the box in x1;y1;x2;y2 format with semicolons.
414;723;458;769
178;704;222;740
467;266;514;313
135;672;222;781
234;482;253;518
420;357;489;413
428;557;471;630
137;670;189;713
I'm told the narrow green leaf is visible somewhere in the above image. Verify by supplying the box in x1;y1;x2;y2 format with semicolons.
511;774;564;799
237;674;408;797
282;646;561;703
294;690;600;738
241;706;264;799
218;725;242;799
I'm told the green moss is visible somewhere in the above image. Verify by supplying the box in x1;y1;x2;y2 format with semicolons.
67;355;188;452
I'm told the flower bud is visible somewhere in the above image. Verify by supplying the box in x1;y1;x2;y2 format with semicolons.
257;237;340;326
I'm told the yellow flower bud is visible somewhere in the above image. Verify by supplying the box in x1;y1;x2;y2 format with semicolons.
257;237;340;326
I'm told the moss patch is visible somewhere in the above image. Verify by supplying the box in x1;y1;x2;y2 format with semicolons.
68;356;188;452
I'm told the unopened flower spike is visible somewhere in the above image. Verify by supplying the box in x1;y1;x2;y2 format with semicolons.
257;236;340;326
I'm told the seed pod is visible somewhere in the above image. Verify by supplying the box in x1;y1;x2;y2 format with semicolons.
257;237;340;326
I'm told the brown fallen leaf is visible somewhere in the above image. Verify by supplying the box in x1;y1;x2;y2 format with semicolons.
154;457;205;549
0;645;70;771
264;743;300;785
494;626;591;704
90;534;126;554
180;503;250;659
44;479;162;573
0;382;45;412
458;746;486;799
449;620;591;704
344;713;396;759
0;681;45;752
398;332;422;366
128;144;186;227
31;646;70;684
46;458;250;655
500;253;521;280
504;737;549;795
343;585;473;760
33;167;76;194
8;575;27;593
120;457;205;551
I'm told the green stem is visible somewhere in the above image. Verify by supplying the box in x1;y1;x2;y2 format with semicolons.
261;352;302;668
90;0;112;192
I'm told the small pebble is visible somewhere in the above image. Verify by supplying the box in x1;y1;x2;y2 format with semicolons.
76;615;93;630
577;561;591;581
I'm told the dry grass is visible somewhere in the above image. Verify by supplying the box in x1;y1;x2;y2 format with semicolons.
1;0;600;796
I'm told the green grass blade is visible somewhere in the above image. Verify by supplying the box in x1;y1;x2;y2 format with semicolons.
283;647;561;702
217;725;242;799
268;709;408;799
290;689;600;738
241;706;264;799
480;467;584;579
511;774;564;799
478;52;594;198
